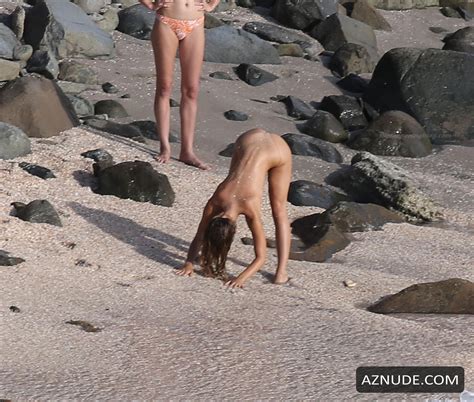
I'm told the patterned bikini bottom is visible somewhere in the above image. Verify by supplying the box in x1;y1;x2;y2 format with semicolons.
156;14;205;41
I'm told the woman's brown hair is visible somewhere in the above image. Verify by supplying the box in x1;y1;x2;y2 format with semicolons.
201;217;236;280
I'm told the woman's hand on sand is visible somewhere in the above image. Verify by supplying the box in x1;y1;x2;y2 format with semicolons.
176;262;194;276
224;277;246;289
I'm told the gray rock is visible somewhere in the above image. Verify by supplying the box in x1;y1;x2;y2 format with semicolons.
57;80;100;94
0;75;79;138
368;278;474;314
10;5;25;40
212;0;238;11
67;94;94;117
281;96;315;120
0;122;31;159
329;43;376;77
347;0;392;31
204;14;225;29
12;44;33;63
277;43;304;57
95;7;120;32
282;133;343;163
329;152;442;221
94;99;129;118
440;6;462;17
24;0;114;59
319;95;368;131
242;21;311;44
85;118;144;142
299;110;348;142
311;13;378;62
219;143;235;157
129;120;180;142
12;199;62;227
271;0;338;30
209;71;234;80
26;50;59;79
0;22;21;60
347;110;432;157
102;82;119;93
95;160;175;207
205;26;281;64
117;4;155;40
363;47;474;144
234;63;279;86
72;0;108;14
288;180;349;207
58;60;99;84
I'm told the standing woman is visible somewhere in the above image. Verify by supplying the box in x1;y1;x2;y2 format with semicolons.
139;0;220;169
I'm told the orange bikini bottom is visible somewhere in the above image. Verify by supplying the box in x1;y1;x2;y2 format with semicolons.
156;14;205;41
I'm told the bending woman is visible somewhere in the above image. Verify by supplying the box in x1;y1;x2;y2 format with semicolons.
177;128;293;288
140;0;219;169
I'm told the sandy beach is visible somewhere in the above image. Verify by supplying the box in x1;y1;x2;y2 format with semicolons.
1;3;473;400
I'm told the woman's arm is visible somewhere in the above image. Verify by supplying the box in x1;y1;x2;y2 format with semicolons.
176;200;215;276
225;212;267;288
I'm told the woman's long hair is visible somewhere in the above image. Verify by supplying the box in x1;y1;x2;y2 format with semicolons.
201;217;236;280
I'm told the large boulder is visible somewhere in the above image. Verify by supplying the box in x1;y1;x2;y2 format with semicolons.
24;0;114;59
345;0;392;31
0;59;20;81
288;180;349;208
242;21;312;44
271;0;338;30
0;122;31;160
205;26;281;64
363;48;474;144
329;43;376;77
95;161;175;207
328;152;442;222
311;13;378;61
0;75;79;138
368;278;474;314
0;23;21;60
299;110;348;143
442;27;474;54
117;4;155;40
347;110;432;157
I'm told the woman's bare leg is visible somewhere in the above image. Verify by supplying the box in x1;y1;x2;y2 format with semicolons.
177;25;209;170
268;142;292;284
151;20;179;163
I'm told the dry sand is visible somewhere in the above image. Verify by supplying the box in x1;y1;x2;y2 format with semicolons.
1;5;474;400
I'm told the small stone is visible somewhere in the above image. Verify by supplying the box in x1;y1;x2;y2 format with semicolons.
9;306;21;313
209;71;233;80
19;162;56;179
121;93;131;98
75;259;92;267
224;110;249;121
102;82;119;94
65;320;102;333
343;279;357;288
170;98;180;107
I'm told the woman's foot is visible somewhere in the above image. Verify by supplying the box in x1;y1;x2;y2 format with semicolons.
274;273;289;285
155;145;171;163
179;152;210;170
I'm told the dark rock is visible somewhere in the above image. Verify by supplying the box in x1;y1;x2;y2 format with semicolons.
169;98;180;107
311;13;378;62
0;122;31;160
0;76;79;138
58;61;99;84
26;50;59;79
9;305;21;313
347;0;392;31
65;320;102;332
282;133;343;163
117;4;155;40
121;93;131;99
440;6;462;17
95;161;175;207
102;82;118;94
237;0;256;7
242;21;311;44
281;96;315;120
85;119;144;142
288;180;349;207
328;152;442;222
271;0;338;30
81;148;114;166
329;43;376;77
429;26;448;33
299;110;348;142
319;95;368;131
0;250;25;266
224;110;249;121
19;162;55;179
289;223;350;262
219;143;235;157
129;120;179;142
442;26;474;54
204;14;225;29
347;110;432;157
12;199;62;227
292;201;404;235
368;278;474;314
209;71;234;80
336;73;369;93
234;63;279;86
363;48;474;144
24;0;114;59
205;26;281;64
94;100;129;118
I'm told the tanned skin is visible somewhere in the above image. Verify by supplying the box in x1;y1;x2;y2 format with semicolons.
177;128;293;288
139;0;220;169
